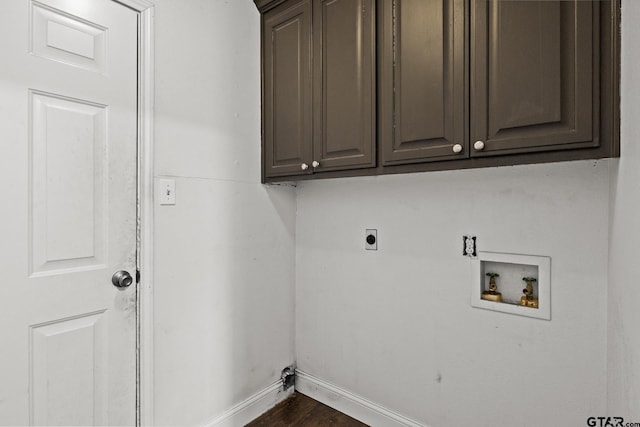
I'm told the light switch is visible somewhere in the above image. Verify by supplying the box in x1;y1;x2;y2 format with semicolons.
159;179;176;205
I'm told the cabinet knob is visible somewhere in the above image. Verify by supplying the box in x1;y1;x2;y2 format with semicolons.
301;163;309;171
473;140;485;151
452;144;463;154
311;161;320;168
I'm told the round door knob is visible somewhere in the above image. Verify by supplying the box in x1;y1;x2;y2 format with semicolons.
452;144;463;154
311;161;320;168
112;270;133;288
301;163;309;171
474;140;485;151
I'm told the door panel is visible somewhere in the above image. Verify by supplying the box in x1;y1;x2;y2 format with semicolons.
30;1;107;73
380;0;466;165
471;0;599;156
313;0;375;171
30;311;108;426
263;0;313;178
30;91;108;275
0;0;138;425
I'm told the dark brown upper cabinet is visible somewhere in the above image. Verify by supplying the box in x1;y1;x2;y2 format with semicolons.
261;0;312;178
379;0;467;165
256;0;619;181
313;0;376;172
258;0;376;179
470;0;605;157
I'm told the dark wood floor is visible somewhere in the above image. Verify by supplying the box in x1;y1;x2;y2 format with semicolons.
246;393;368;427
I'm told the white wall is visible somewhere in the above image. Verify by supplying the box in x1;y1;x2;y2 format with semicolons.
608;1;640;418
152;1;296;425
146;1;640;425
296;160;610;426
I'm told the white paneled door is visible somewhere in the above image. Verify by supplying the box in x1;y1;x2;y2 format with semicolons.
0;0;138;425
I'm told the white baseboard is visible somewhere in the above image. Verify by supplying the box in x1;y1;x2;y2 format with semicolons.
201;380;294;427
295;370;427;427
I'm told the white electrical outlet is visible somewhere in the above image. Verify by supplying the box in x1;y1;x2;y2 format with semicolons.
159;179;176;205
365;229;377;250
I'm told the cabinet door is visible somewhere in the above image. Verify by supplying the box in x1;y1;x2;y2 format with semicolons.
380;0;466;165
471;0;599;157
312;0;376;172
263;0;313;178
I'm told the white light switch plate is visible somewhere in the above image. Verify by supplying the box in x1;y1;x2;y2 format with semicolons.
159;179;176;205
